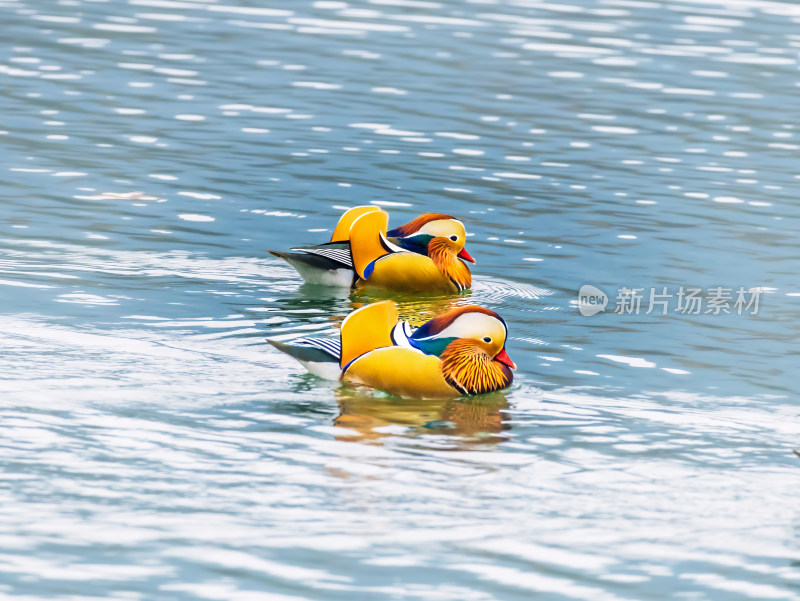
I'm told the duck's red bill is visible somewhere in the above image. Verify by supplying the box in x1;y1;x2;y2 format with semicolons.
457;247;476;263
495;348;516;370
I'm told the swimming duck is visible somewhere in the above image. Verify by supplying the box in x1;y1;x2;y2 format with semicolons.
349;209;473;293
269;301;515;399
268;205;475;289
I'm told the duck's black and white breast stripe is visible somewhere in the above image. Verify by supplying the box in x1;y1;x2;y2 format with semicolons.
390;321;417;350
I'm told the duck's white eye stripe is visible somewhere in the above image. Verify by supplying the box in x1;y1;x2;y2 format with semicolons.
434;312;503;339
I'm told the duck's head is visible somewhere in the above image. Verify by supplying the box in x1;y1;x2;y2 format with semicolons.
388;213;475;264
412;306;515;395
411;306;515;369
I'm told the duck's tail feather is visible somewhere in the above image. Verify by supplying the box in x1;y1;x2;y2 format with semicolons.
268;249;354;287
269;337;342;380
289;243;353;268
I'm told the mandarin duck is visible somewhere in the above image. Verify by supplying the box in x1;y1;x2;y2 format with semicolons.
268;301;515;399
349;209;473;293
268;205;475;289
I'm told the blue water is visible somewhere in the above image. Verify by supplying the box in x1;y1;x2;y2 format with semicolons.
1;0;799;599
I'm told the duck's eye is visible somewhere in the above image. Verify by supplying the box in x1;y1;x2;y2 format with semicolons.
483;337;492;343
450;235;458;241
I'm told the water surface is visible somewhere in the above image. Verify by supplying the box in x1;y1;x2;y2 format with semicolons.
1;0;799;599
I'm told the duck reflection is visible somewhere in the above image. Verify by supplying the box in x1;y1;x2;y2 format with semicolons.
263;286;473;335
333;387;510;444
349;289;475;326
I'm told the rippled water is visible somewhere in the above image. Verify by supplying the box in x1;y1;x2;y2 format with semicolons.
2;0;800;598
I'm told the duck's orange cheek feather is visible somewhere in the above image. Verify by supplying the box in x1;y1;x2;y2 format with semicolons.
497;362;514;387
440;340;513;395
